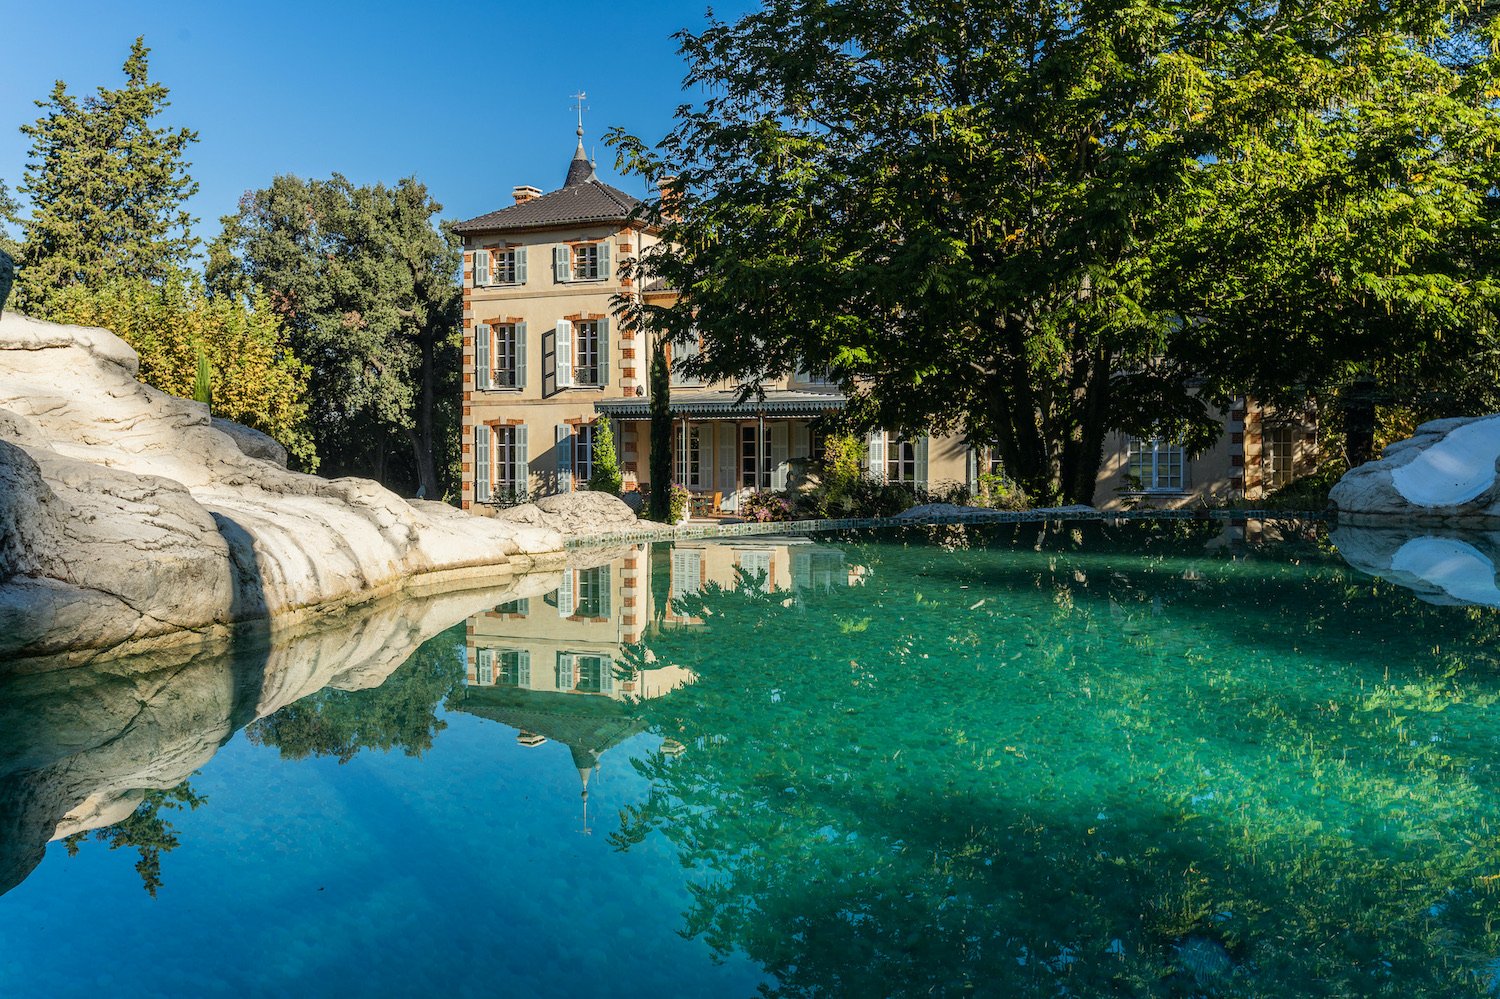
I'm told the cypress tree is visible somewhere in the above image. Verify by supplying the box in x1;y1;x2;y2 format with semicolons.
193;345;213;410
648;338;672;521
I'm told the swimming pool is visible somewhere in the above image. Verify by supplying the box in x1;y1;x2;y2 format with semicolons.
3;520;1499;996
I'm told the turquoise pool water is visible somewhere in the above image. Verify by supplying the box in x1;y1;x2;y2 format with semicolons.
4;520;1500;996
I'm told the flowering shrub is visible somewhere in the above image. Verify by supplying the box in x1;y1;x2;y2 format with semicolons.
636;482;693;523
740;491;795;522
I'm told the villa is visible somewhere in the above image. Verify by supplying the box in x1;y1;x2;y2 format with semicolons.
454;130;1317;513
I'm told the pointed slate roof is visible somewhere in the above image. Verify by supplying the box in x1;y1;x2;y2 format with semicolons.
453;132;644;235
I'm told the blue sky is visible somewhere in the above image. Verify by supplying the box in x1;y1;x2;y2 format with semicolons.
0;0;753;242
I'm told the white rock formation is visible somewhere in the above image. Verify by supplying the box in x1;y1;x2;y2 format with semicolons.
0;311;620;661
0;572;562;896
1332;415;1500;522
1331;525;1500;608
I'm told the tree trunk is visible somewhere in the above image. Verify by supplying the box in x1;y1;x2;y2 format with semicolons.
409;326;439;499
1340;374;1378;469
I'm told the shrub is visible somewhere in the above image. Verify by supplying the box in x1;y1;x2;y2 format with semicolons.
740;491;795;522
636;482;692;523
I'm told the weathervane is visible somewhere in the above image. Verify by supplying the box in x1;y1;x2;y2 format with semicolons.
571;90;589;137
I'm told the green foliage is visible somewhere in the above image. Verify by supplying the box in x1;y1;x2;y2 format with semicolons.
8;37;198;314
648;340;672;521
820;431;865;503
245;623;465;763
45;278;317;470
192;345;212;409
974;471;1027;511
208;174;461;497
588;418;623;495
609;0;1500;506
63;779;205;898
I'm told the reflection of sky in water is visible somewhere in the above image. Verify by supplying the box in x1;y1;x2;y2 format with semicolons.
0;717;764;997
8;523;1500;996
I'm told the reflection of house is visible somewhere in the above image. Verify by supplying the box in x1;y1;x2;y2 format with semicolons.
664;537;860;625
456;128;1317;512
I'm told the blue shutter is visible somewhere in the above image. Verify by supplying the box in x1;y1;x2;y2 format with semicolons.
515;322;528;390
553;245;571;283
867;431;884;481
915;435;930;492
599;240;612;280
474;424;491;502
598;317;611;387
514;425;529;499
474;324;490;390
473;249;489;287
516;246;528;285
555;320;574;387
556;423;573;491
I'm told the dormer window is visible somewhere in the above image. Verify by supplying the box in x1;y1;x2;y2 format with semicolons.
553;240;611;283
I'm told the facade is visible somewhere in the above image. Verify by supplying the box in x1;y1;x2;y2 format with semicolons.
456;132;1311;513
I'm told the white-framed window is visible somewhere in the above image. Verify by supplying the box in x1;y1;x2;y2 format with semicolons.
741;424;769;488
1264;426;1295;490
576;655;614;694
737;549;774;592
676;424;704;488
1126;435;1186;492
670;335;703;387
886;435;917;484
795;365;835;387
474;424;529;502
670;548;702;606
497;649;530;687
553;241;611;283
575;565;611;618
494;597;529;616
474;246;527;287
573;423;595;483
493;247;525;285
574;321;602;385
475;322;526;390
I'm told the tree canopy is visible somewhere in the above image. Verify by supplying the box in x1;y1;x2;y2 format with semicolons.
208;174;462;497
4;37;198;314
610;0;1500;503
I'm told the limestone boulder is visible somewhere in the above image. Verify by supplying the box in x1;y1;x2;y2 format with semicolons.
498;490;658;539
0;310;567;662
211;416;288;468
1331;415;1500;524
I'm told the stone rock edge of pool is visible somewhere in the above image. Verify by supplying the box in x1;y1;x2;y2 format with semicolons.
0;310;660;666
1333;414;1500;524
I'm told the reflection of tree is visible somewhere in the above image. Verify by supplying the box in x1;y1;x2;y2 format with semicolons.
618;522;1500;996
247;623;466;763
63;780;206;897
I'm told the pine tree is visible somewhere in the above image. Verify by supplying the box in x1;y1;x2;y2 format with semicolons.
12;37;198;313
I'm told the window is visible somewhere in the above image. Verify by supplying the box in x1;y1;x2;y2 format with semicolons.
1264;426;1295;490
553;319;609;388
1126;436;1186;492
573;423;595;483
575;566;611;618
670;548;702;606
576;655;614;694
493;597;529;616
473;424;529;502
795;365;835;387
554;241;611;282
474;247;527;287
676;425;704;488
497;649;530;687
475;323;526;390
741;425;769;488
737;549;774;592
886;435;917;484
670;335;703;387
493;248;524;285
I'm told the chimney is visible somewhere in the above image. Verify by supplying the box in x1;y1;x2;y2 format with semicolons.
512;185;542;205
657;176;680;221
